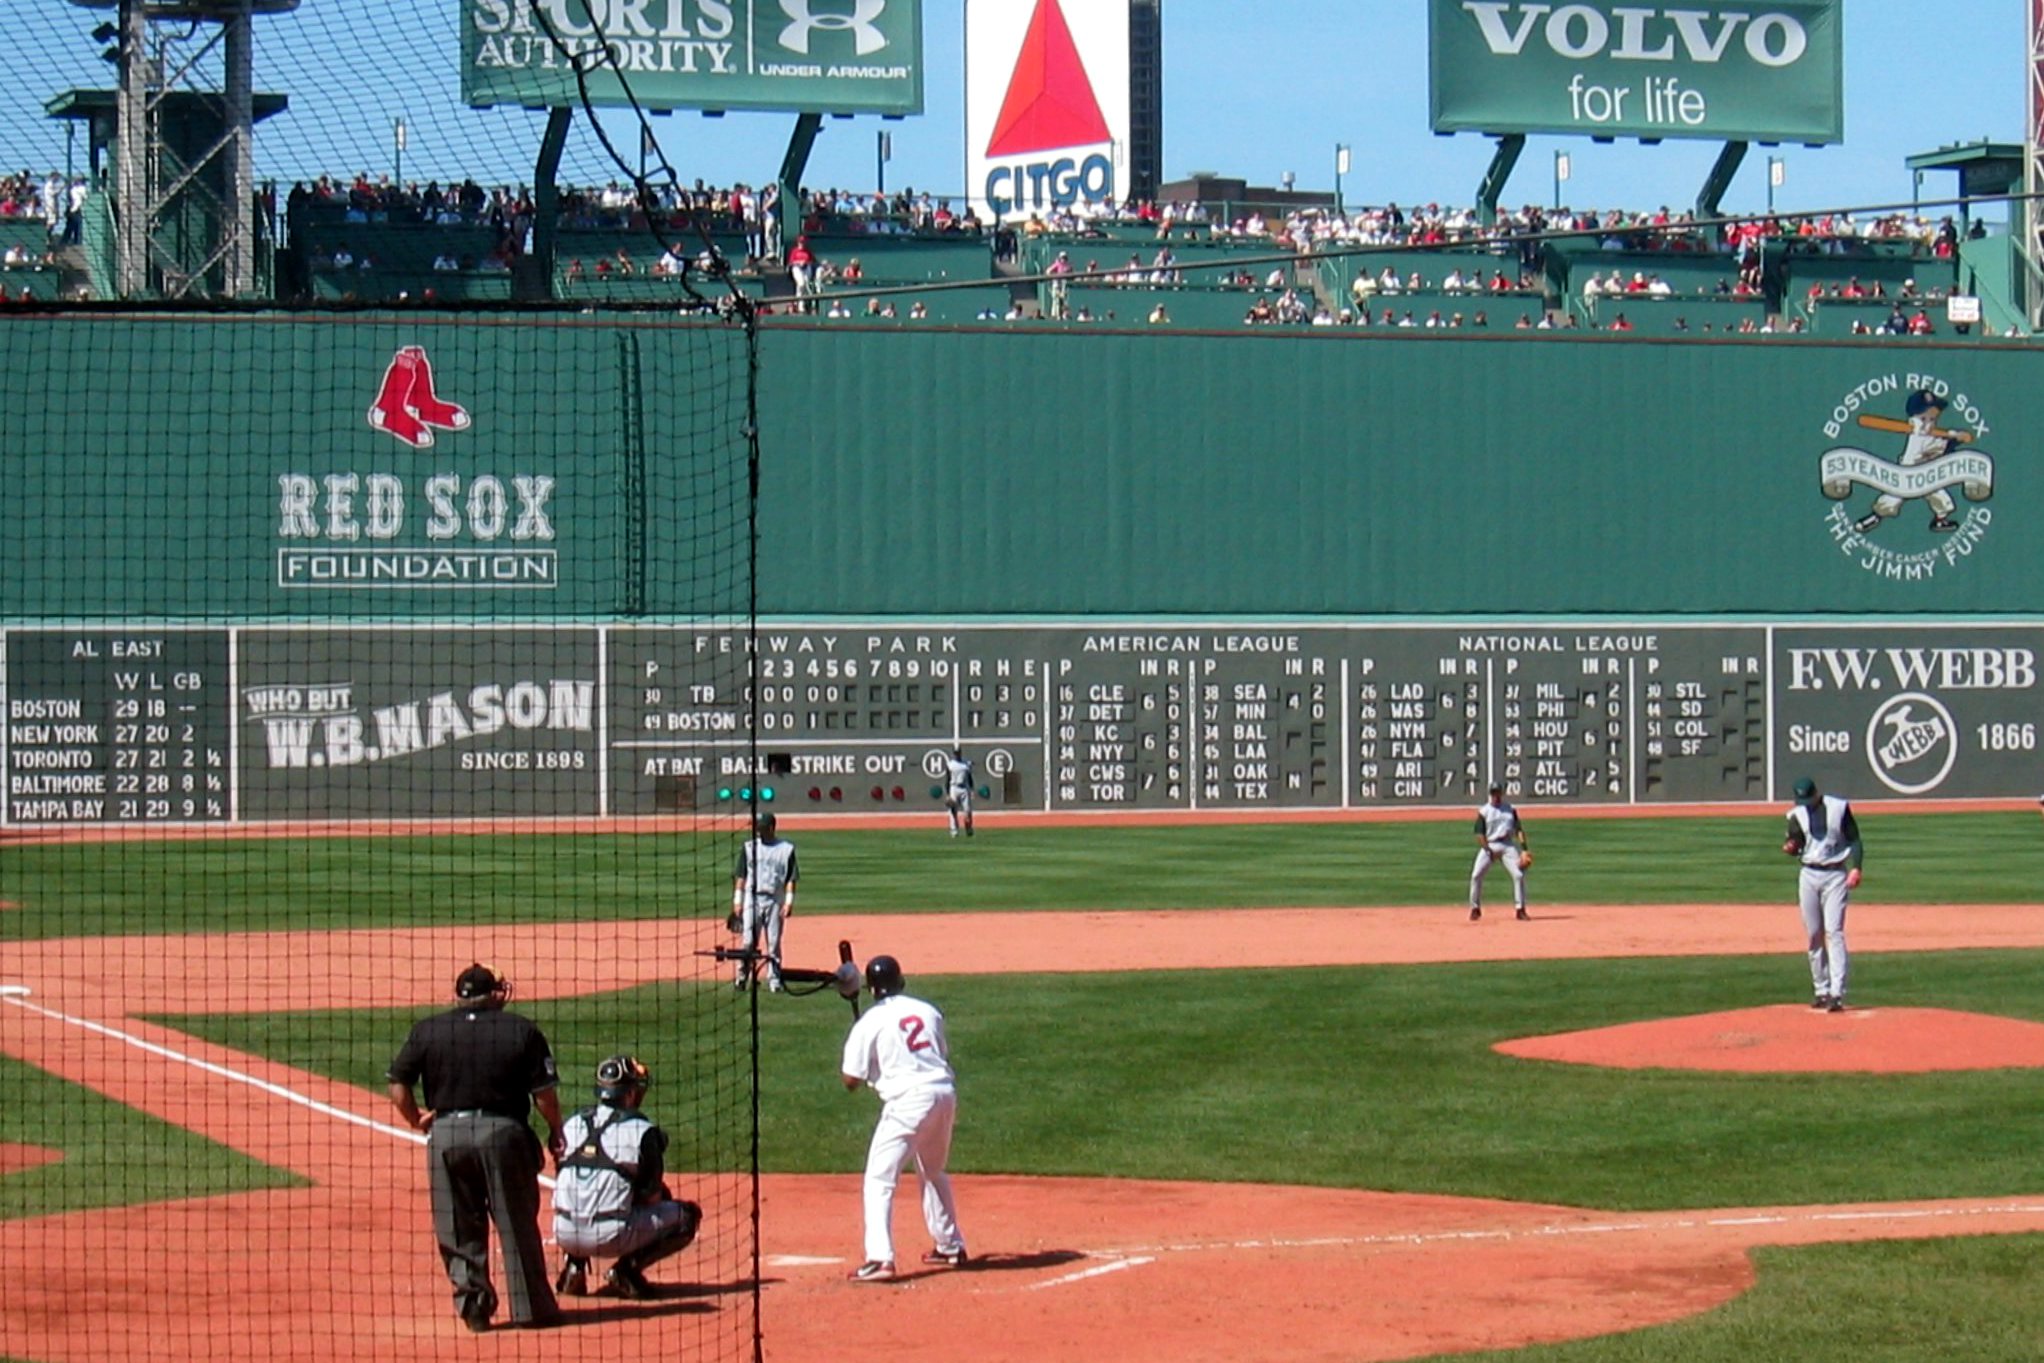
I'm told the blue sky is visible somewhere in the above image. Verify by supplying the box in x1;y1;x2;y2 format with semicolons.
6;1;2027;218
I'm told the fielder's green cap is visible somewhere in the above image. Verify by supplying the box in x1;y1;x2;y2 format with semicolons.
1793;777;1817;801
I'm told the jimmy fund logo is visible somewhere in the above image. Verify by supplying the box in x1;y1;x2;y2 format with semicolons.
1817;373;1996;581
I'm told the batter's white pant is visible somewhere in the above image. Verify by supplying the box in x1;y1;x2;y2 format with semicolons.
862;1085;964;1266
1798;866;1851;999
739;899;785;985
1470;844;1526;911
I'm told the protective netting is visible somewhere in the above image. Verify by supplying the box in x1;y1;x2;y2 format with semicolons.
0;278;762;1357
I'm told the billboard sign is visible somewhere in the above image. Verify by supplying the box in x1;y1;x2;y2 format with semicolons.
965;0;1130;223
1429;1;1843;144
462;0;924;116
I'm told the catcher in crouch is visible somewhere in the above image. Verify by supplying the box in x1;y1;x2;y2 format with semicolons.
1469;783;1531;921
551;1055;701;1300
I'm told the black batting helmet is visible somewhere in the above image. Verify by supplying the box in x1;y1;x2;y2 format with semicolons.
865;954;905;998
595;1053;650;1101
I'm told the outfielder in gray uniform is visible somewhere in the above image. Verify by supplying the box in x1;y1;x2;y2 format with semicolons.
945;747;975;838
1782;776;1863;1011
732;812;798;992
1469;783;1530;921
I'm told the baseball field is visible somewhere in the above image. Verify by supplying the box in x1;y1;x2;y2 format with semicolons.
3;806;2044;1362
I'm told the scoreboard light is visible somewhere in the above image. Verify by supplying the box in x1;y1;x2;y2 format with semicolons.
928;784;943;799
892;786;906;801
760;787;775;802
717;786;734;801
870;785;885;801
808;787;823;802
978;785;991;799
738;787;752;801
830;787;843;802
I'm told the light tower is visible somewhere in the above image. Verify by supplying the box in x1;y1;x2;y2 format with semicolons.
68;0;298;299
2030;0;2044;326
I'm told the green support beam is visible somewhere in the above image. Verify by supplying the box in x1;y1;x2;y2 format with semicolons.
1696;141;1748;222
1476;134;1526;229
777;112;823;256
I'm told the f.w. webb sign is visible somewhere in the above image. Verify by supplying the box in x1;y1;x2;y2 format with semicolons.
1430;1;1842;144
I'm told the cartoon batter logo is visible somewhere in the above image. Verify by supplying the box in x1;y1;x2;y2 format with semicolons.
1817;376;1997;581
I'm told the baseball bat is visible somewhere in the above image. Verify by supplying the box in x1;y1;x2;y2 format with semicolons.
1856;414;1972;442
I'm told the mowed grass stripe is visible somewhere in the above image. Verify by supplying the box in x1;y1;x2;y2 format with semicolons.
163;950;2044;1214
2;811;2039;939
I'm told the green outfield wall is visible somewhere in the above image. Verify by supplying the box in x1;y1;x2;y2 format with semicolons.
1;317;2028;621
753;326;2025;617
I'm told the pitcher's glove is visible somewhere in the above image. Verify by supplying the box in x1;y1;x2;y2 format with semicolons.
1518;850;1533;869
725;911;743;934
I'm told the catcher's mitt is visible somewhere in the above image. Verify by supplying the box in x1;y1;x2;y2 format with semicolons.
725;911;743;934
1518;850;1533;869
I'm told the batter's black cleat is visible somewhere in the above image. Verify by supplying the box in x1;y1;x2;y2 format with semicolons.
606;1263;656;1299
555;1257;589;1297
1929;517;1960;533
1469;906;1481;921
1515;908;1530;921
920;1247;969;1268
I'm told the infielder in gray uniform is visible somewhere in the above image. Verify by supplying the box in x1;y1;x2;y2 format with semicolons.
944;747;975;838
731;812;798;992
1470;783;1531;921
1782;776;1863;1011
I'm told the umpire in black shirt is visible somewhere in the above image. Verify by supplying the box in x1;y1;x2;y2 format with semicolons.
388;963;566;1331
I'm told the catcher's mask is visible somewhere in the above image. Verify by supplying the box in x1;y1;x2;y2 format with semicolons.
596;1053;651;1101
865;954;905;998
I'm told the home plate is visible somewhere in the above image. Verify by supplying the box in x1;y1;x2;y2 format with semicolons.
765;1255;844;1267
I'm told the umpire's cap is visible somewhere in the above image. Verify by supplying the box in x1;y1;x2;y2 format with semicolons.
865;954;905;998
596;1053;651;1101
455;963;505;1001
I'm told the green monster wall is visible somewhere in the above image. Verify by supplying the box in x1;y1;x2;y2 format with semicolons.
0;316;2029;620
753;326;2026;617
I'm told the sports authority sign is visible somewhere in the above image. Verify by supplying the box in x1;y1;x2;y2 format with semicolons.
965;0;1130;223
462;0;924;116
1429;1;1843;144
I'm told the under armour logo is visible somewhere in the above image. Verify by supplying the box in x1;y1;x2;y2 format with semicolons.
779;0;889;56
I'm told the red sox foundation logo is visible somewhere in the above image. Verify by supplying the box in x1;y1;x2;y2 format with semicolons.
368;345;471;448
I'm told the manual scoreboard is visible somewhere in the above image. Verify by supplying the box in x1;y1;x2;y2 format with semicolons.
2;623;2035;824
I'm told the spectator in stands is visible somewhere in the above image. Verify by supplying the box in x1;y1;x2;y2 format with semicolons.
909;301;928;320
826;299;851;318
1609;313;1634;332
433;251;460;273
612;246;636;277
1908;310;1935;335
1489;270;1512;293
564;259;585;283
1515;314;1534;330
1072;305;1094;322
654;243;687;277
1471;311;1489;328
1147;302;1170;325
331;242;355;269
2;243;29;268
1377;266;1399;293
787;235;816;297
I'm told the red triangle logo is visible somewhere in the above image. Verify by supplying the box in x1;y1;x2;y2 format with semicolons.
986;0;1110;158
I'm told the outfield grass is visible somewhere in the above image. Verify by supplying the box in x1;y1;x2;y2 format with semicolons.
162;950;2044;1214
2;811;2039;939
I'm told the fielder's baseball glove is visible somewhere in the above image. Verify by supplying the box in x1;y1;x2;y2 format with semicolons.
725;911;743;934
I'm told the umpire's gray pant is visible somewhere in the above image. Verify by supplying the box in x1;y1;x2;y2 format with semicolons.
1797;865;1851;999
427;1112;556;1325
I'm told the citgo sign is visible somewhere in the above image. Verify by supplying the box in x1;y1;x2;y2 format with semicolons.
965;0;1131;223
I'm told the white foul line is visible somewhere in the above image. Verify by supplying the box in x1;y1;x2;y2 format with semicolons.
1028;1256;1155;1291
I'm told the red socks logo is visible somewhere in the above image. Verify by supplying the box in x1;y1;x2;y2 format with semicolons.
367;345;471;447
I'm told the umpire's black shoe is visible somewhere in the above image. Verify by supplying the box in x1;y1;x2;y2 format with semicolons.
458;1289;496;1333
555;1257;589;1297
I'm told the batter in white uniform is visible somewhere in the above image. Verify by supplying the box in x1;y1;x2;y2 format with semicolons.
1469;783;1530;921
731;813;798;992
944;747;975;837
1783;776;1863;1011
839;954;967;1282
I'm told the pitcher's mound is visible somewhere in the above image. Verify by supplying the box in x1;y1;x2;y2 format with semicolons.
1498;1006;2044;1074
0;1143;61;1177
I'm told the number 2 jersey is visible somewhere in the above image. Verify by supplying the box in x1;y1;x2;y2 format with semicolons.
841;993;954;1102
